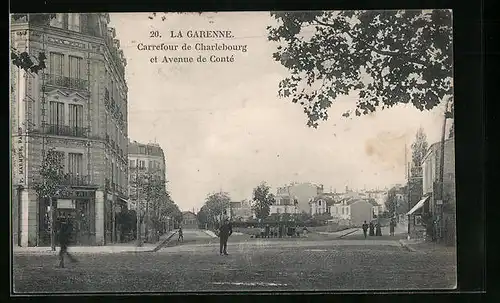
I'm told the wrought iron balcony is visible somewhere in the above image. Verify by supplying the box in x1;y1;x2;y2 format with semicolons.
60;174;91;186
46;124;88;138
46;74;89;91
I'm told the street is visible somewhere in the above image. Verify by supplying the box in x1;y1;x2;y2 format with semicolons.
13;229;456;293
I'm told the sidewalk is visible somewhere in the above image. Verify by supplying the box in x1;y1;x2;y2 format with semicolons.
13;230;177;255
399;239;457;254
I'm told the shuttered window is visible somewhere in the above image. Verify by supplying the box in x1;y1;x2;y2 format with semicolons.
49;101;64;126
69;56;82;80
68;104;83;129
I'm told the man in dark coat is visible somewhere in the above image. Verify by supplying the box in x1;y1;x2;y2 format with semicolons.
219;218;232;255
362;221;369;239
58;216;78;268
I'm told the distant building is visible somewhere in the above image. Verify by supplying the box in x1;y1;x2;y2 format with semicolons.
181;211;198;229
309;194;336;215
269;204;299;215
227;200;254;221
128;140;166;211
273;182;324;214
365;190;388;213
330;199;374;226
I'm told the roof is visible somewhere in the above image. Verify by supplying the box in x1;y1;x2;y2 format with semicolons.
128;140;165;158
310;195;336;206
334;198;374;206
182;211;197;217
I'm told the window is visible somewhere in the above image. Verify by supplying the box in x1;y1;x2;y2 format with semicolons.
129;159;136;168
69;56;82;80
68;13;81;32
49;53;64;77
68;153;83;177
50;13;68;29
138;160;145;169
68;104;83;129
49;101;65;126
342;208;345;215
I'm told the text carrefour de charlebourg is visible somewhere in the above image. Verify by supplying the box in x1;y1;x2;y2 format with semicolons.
137;42;248;53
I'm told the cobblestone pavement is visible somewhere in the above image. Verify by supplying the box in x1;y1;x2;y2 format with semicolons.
13;239;456;293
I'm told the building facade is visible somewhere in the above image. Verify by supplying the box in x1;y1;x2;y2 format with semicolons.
309;194;335;216
274;182;323;213
422;137;456;244
227;200;254;221
330;199;374;226
11;13;129;247
181;211;198;229
127;140;166;210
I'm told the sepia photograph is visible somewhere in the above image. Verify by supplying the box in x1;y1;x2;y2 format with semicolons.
10;10;456;293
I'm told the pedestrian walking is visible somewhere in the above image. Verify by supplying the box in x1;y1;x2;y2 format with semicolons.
376;221;382;236
362;221;369;239
390;219;395;236
369;221;375;236
265;224;270;238
58;215;78;268
219;218;233;255
177;227;184;242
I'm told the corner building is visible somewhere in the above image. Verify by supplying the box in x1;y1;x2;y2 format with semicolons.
11;13;129;246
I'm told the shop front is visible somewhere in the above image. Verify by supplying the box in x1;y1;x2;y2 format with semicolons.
38;189;97;246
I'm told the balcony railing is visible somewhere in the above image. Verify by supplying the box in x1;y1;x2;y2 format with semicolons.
60;174;91;186
46;124;88;138
46;74;89;91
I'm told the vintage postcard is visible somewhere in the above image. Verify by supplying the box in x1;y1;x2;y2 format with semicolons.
10;11;456;293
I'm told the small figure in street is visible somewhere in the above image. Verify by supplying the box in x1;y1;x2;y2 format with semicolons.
362;221;369;239
376;221;382;236
58;216;78;268
390;219;396;236
177;227;184;242
265;224;270;238
219;218;233;255
369;221;375;236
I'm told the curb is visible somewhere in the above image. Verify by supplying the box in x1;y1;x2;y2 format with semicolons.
398;239;417;252
151;231;178;252
337;229;360;239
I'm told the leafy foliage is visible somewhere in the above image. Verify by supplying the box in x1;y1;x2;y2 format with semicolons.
10;14;56;73
385;187;402;216
252;182;276;220
410;127;429;177
267;10;453;128
33;148;65;199
204;191;231;225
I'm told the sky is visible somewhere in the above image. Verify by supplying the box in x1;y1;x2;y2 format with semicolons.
109;12;452;212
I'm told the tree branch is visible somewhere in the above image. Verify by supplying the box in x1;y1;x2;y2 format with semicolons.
313;17;429;67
